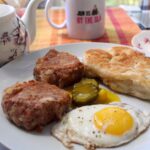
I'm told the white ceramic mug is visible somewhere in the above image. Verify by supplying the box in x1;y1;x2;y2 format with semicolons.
45;0;105;40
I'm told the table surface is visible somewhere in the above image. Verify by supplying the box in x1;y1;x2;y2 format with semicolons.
30;7;141;51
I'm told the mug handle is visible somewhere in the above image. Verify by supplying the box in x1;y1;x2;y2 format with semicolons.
45;0;66;29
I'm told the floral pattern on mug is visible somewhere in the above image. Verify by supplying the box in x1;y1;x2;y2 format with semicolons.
0;17;28;66
0;32;11;45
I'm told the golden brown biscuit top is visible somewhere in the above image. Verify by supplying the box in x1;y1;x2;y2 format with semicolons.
84;46;150;82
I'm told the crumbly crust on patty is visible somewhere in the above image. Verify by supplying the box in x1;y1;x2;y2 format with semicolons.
34;49;84;88
2;80;71;130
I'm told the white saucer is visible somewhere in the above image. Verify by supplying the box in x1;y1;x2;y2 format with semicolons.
131;31;150;57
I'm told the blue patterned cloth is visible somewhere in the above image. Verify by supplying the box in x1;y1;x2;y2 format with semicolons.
140;0;150;10
139;0;150;28
38;0;47;8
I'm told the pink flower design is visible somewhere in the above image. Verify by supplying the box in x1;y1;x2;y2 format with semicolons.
143;37;150;44
137;43;142;49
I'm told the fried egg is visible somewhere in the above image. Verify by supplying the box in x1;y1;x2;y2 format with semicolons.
52;103;150;149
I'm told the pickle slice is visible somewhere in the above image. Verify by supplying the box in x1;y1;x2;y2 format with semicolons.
80;78;99;88
72;83;98;105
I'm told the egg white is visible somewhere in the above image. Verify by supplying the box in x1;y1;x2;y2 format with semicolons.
52;103;150;149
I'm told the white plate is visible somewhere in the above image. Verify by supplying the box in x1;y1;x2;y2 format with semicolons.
0;42;150;150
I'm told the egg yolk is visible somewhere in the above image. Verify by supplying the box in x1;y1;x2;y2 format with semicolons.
94;107;134;136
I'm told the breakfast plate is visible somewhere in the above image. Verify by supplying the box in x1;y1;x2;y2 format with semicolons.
0;42;150;150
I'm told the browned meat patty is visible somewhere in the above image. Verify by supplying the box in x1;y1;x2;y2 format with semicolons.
34;49;84;88
1;80;71;130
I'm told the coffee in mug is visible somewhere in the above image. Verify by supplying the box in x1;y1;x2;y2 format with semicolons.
45;0;105;40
